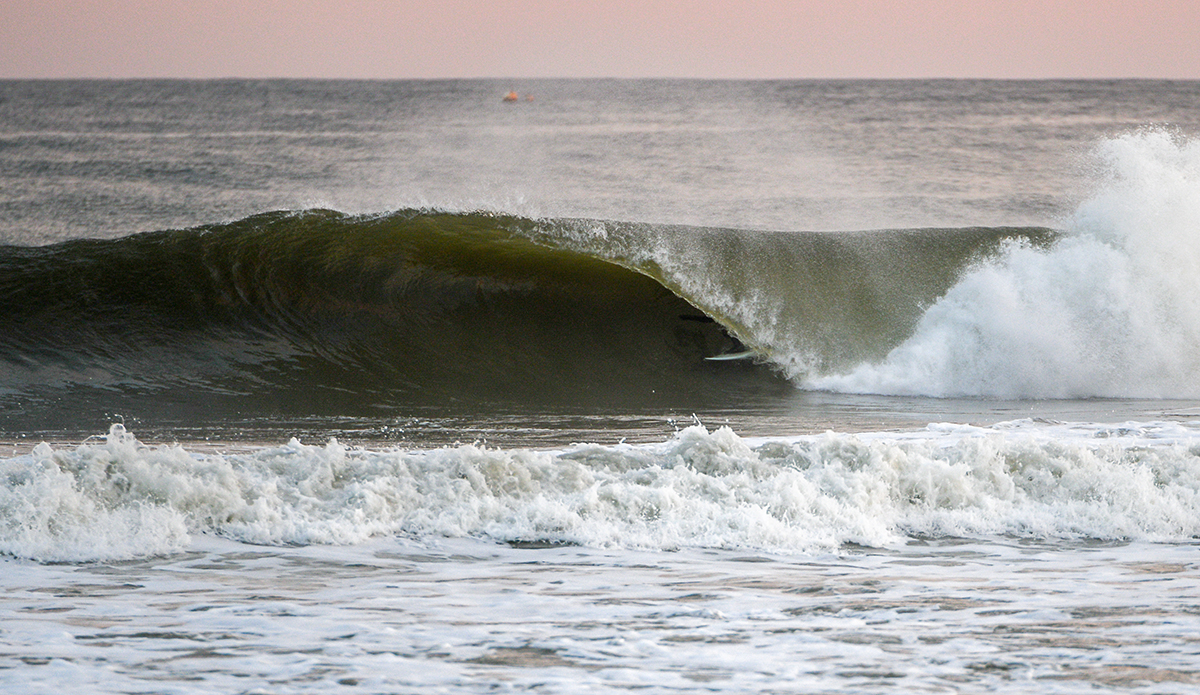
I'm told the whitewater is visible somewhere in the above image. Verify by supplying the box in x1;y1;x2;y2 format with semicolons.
810;131;1200;399
2;79;1200;693
6;420;1200;563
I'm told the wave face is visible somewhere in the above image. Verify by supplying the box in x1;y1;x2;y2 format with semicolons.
0;208;1040;426
5;421;1200;562
0;210;764;421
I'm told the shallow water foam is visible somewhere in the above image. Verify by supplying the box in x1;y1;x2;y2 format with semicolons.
3;421;1199;563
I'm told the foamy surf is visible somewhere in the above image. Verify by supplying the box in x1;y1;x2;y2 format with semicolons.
4;421;1198;563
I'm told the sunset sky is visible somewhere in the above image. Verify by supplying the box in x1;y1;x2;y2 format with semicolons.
3;0;1198;80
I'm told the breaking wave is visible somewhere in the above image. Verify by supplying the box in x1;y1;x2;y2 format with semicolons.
3;422;1199;562
811;130;1200;398
0;208;1039;426
1;131;1196;431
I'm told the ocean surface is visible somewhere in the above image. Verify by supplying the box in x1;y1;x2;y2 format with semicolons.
2;78;1200;692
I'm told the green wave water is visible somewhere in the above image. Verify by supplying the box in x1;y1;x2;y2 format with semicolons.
0;209;1053;428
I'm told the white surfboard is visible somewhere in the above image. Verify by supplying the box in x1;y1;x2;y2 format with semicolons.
704;350;756;362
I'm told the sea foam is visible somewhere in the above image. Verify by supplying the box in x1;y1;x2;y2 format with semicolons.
810;130;1200;398
2;422;1199;563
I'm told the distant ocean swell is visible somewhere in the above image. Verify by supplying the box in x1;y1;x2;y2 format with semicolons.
3;421;1200;562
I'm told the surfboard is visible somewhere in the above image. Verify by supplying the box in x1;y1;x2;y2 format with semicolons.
705;350;756;362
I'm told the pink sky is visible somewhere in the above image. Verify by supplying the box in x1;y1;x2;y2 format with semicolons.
3;0;1198;79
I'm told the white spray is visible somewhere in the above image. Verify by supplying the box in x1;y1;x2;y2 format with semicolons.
811;130;1200;398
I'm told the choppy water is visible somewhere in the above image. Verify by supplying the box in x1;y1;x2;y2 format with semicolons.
2;79;1200;692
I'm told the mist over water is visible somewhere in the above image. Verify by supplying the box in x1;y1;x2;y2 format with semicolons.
4;79;1199;243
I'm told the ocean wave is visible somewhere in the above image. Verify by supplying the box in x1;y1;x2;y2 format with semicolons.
6;132;1193;415
3;422;1199;563
0;208;1038;425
